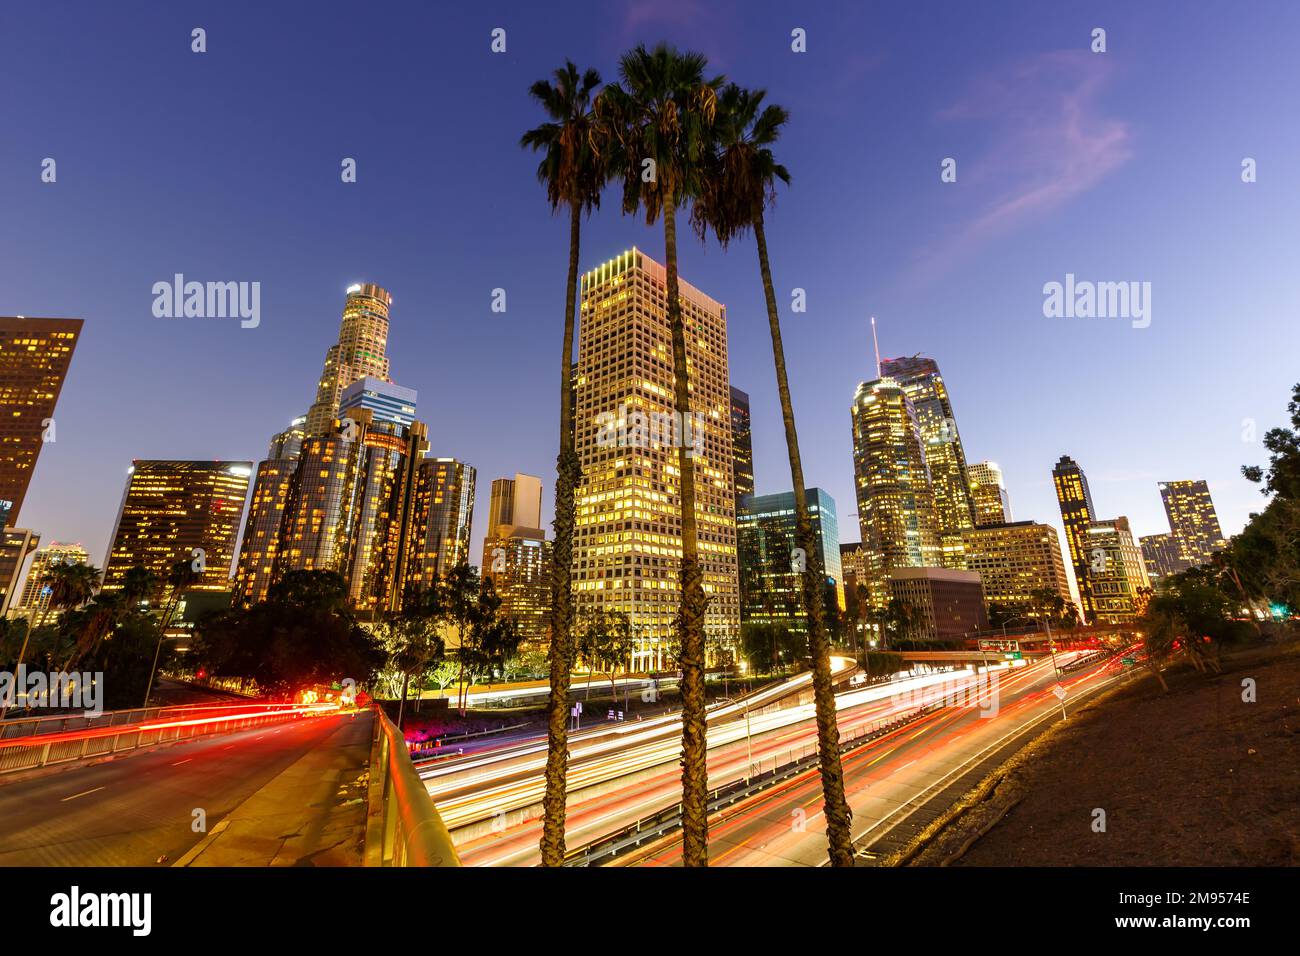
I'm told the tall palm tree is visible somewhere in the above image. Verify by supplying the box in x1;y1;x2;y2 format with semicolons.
599;43;722;867
144;560;198;706
692;84;855;865
521;59;609;866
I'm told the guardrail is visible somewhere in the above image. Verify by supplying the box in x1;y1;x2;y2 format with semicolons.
365;706;460;867
0;702;334;776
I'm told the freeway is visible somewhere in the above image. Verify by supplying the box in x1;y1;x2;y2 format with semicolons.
440;658;1081;866
612;651;1125;866
0;711;364;866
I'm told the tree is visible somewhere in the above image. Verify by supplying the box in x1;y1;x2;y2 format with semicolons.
578;608;634;704
692;82;856;863
598;42;723;867
1240;382;1300;614
144;559;200;706
192;570;385;696
376;603;445;730
521;60;611;866
739;622;803;674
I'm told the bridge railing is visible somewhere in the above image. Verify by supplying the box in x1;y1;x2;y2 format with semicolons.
365;707;460;867
0;702;333;776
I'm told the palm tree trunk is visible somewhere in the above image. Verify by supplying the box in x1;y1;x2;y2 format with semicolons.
540;201;584;866
754;216;856;867
397;671;410;730
665;193;711;868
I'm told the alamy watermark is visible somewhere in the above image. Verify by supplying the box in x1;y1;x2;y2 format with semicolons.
152;274;260;328
595;404;706;457
1043;273;1151;329
0;667;103;716
891;670;1000;718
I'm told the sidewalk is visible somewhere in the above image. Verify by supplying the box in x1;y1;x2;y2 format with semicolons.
175;712;374;867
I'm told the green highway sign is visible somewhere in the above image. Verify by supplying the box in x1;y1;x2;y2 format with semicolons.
1120;657;1136;666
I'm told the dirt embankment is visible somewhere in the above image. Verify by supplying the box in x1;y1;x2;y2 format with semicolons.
901;639;1300;866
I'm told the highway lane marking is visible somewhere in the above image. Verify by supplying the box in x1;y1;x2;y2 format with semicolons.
61;787;104;802
172;758;192;766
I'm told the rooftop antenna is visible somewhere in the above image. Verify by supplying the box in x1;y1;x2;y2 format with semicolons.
870;315;882;379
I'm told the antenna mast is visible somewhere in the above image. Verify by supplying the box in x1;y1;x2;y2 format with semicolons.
871;315;881;379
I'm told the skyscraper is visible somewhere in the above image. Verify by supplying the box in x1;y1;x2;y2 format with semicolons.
850;377;940;611
13;541;89;625
267;416;307;460
304;284;393;436
730;386;754;508
0;529;40;616
879;356;976;567
0;316;83;523
482;474;551;648
273;411;430;614
1159;480;1226;568
102;460;252;601
1052;455;1098;620
1139;532;1185;583
573;248;740;670
406;457;476;590
340;377;418;428
738;488;844;634
233;457;298;606
960;521;1071;621
967;460;1012;527
1086;517;1151;624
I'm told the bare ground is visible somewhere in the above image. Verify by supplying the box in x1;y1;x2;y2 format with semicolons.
899;638;1300;867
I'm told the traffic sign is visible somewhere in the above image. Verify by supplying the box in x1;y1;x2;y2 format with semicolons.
1052;685;1066;700
1120;657;1136;666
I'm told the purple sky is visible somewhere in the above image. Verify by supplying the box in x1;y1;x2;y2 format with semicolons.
3;1;1297;592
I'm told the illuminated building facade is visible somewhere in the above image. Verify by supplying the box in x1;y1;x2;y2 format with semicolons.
1085;517;1151;624
273;410;430;615
102;460;252;601
0;529;40;616
887;567;988;641
967;460;1012;527
1052;455;1098;620
233;457;298;606
573;248;740;670
960;521;1070;620
482;478;552;649
13;541;89;625
879;357;976;567
1159;479;1226;568
0;317;82;523
304;284;393;436
406;457;476;591
850;377;940;611
738;488;844;635
268;416;307;461
1140;532;1186;583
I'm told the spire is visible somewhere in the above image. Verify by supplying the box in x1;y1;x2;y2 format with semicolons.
870;315;881;380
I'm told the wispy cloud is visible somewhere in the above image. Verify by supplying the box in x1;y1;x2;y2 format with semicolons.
905;50;1134;284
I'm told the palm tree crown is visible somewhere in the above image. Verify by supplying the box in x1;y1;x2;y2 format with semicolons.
520;61;607;214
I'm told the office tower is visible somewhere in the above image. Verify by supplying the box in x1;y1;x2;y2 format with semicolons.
730;386;754;508
0;317;83;523
1086;517;1151;624
304;284;393;436
340;377;418;429
850;377;941;612
1159;480;1226;568
887;567;987;641
960;521;1071;621
879;356;976;567
0;529;40;615
233;458;298;606
14;541;88;625
839;544;870;644
102;461;252;601
1140;532;1186;583
406;457;476;591
573;248;740;671
274;411;430;614
1052;455;1098;620
482;475;550;648
268;416;307;460
967;460;1012;527
738;488;844;634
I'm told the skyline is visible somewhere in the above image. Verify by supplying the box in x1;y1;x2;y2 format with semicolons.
5;1;1297;582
